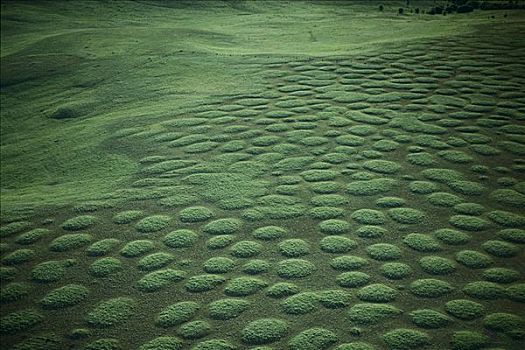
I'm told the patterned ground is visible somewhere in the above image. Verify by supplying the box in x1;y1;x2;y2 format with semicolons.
1;27;525;350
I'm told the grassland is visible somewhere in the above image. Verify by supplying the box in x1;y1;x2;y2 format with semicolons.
1;1;525;349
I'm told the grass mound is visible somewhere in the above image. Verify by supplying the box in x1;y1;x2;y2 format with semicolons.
281;292;319;315
347;178;398;196
335;343;376;350
186;274;226;293
450;331;488;350
179;207;214;223
242;259;271;274
113;210;143;224
224;277;267;296
156;301;200;328
419;256;456;275
482;240;519;257
89;257;122;277
87;239;120;256
0;221;32;238
445;299;485;320
320;236;357;253
138;337;183;350
15;228;50;245
434;229;471;245
351;209;386;225
0;282;29;303
388;208;425;224
403;233;442;252
318;289;352;308
120;240;155;258
449;215;489;232
347;303;402;325
366;243;402;261
241;318;288;344
356;225;387;239
363;160;401;174
483;312;524;338
208;298;250;320
40;284;89;309
230;241;262;258
337;271;371;288
357;283;397;302
409;309;451;329
135;215;171;233
2;249;35;265
203;257;235;274
266;282;300;298
136;269;186;293
456;250;493;269
0;309;43;334
380;262;412;279
463;281;505;300
86;297;136;328
61;215;96;231
177;320;211;339
252;226;287;240
163;230;198;249
31;259;74;283
382;328;430;350
318;219;350;235
276;259;315;279
288;327;338;350
49;234;92;252
203;218;243;235
137;252;175;271
410;278;454;298
482;267;520;284
191;339;236;350
278;239;310;257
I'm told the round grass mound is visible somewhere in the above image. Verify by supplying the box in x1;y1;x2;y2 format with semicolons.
15;228;50;245
241;318;289;345
450;331;489;350
185;274;226;293
203;218;243;235
190;339;236;350
61;215;97;231
483;312;524;337
351;209;386;225
409;278;454;298
356;225;387;239
135;215;171;233
497;228;525;244
0;282;29;303
455;250;493;269
362;160;401;174
288;327;338;350
136;269;186;293
208;298;250;320
449;215;489;232
278;239;310;257
86;297;136;328
138;336;183;350
224;277;267;296
281;292;319;315
242;259;271;275
137;252;175;271
230;241;262;258
31;259;73;283
380;262;412;280
445;299;485;320
462;281;506;300
113;210;143;225
419;256;456;275
347;178;398;196
177;320;212;339
482;267;520;284
0;309;44;334
335;342;376;350
266;282;300;298
320;236;357;253
318;289;352;308
434;229;471;245
203;257;236;274
330;255;369;271
179;207;214;223
366;243;402;261
40;284;89;309
163;229;199;249
1;249;35;265
507;283;525;303
318;219;350;235
403;233;442;252
388;208;425;224
276;259;315;279
49;234;92;252
84;338;121;350
337;271;371;288
382;328;430;350
120;240;155;258
347;303;402;325
409;309;451;329
86;239;120;256
156;302;200;328
206;235;236;250
481;240;519;258
252;226;287;240
89;257;122;278
357;283;397;302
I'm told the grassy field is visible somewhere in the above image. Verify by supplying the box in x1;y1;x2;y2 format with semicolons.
1;1;525;349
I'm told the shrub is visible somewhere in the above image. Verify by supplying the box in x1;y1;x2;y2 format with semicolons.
156;301;200;327
376;196;405;208
337;271;371;288
330;256;369;271
356;225;387;239
191;339;237;350
277;259;315;279
87;239;120;256
382;328;430;350
2;249;35;265
482;240;519;257
449;215;489;231
281;292;319;315
139;337;183;350
498;228;525;243
163;230;198;248
434;229;470;245
483;312;524;337
410;309;451;329
135;215;171;233
419;256;456;275
366;243;402;261
90;257;122;277
206;235;236;250
463;281;505;300
136;269;186;293
380;262;412;279
410;278;453;298
278;239;310;257
266;282;300;298
403;233;442;252
31;259;73;283
482;267;519;284
61;215;96;231
179;207;214;223
203;257;235;274
488;210;525;227
120;240;155;258
445;299;485;320
408;181;439;194
241;318;288;344
456;250;493;269
208;298;250;320
242;259;270;274
49;233;92;252
427;192;463;207
318;289;352;308
203;218;243;235
318;219;350;235
422;168;464;184
40;284;89;309
186;274;226;293
0;221;31;238
138;252;175;271
86;297;136;328
177;320;211;339
224;277;267;296
388;208;425;224
0;309;43;333
230;241;262;258
113;210;143;224
363;160;402;174
288;328;338;350
15;228;50;245
252;226;287;240
347;303;402;325
407;152;436;166
0;282;29;303
351;209;386;225
346;178;398;196
357;283;397;302
320;236;357;253
451;331;489;350
506;283;525;303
